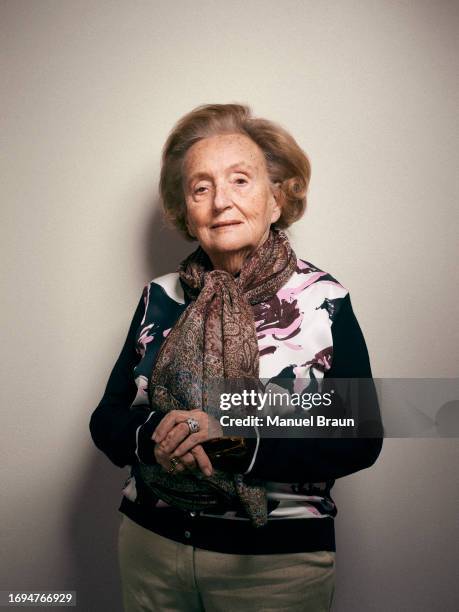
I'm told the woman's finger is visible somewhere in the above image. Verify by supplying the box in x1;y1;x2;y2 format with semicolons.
188;445;213;477
166;458;186;474
156;451;186;474
169;431;205;457
153;410;190;444
162;413;223;454
166;419;223;457
157;421;191;454
156;442;212;477
178;451;198;470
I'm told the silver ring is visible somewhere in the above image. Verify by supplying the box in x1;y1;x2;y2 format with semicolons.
187;417;200;434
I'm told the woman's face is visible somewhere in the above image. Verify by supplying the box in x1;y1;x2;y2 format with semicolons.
182;133;281;265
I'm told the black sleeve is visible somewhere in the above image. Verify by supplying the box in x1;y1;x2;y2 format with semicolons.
246;293;384;483
89;289;165;468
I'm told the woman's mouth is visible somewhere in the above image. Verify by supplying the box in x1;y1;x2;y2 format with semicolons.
210;220;243;229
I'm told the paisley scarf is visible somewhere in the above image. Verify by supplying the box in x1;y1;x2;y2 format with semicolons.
137;228;297;527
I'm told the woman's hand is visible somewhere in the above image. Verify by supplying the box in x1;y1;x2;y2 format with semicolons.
152;409;223;477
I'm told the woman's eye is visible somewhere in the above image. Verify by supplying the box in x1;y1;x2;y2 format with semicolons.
234;177;248;185
194;186;207;194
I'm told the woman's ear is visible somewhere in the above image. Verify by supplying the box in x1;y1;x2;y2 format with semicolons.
270;183;282;224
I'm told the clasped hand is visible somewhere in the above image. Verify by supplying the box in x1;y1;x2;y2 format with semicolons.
152;409;223;477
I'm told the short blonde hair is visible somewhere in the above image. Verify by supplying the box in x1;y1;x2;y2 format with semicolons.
159;103;311;241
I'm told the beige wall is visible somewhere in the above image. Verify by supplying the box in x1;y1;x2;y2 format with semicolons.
1;1;458;610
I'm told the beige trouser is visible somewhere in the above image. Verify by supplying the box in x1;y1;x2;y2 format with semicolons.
118;515;335;612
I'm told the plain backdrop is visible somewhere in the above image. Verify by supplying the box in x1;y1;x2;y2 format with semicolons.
1;1;458;610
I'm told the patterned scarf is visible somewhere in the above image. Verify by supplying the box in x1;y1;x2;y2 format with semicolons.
137;229;297;527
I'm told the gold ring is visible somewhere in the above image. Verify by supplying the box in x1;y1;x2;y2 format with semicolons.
168;457;180;474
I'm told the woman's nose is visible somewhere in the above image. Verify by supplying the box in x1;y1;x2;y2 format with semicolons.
213;183;232;210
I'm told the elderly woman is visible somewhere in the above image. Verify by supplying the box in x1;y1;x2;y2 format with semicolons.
90;103;383;612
